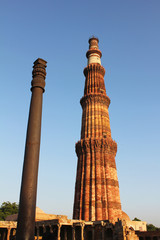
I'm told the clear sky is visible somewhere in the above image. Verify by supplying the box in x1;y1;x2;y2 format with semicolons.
1;0;160;227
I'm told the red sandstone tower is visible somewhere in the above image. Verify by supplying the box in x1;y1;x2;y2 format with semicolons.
73;37;122;222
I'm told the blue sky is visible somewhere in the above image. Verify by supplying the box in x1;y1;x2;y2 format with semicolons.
1;0;160;227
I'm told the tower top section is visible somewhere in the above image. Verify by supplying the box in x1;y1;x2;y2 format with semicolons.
88;36;99;49
86;36;102;65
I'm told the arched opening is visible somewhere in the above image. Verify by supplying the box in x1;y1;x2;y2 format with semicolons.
129;226;135;231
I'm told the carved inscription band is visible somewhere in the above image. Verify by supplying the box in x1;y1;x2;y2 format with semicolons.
80;94;110;109
76;138;117;155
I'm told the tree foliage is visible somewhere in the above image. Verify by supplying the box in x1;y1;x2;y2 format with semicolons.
132;217;141;221
0;201;19;220
147;224;160;231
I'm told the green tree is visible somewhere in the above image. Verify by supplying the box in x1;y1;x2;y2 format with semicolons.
0;201;19;220
147;224;160;231
132;217;141;221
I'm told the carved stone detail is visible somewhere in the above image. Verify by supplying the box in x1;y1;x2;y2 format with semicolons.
80;94;110;109
75;138;117;156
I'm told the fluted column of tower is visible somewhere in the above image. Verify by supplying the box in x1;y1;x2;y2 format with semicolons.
73;37;122;222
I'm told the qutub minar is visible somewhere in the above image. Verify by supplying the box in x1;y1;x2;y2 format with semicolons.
73;37;122;222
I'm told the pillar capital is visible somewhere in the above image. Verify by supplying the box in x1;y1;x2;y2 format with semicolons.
57;223;62;228
31;58;47;92
80;222;85;228
101;221;107;227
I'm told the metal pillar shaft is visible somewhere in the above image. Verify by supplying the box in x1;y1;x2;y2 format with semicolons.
16;58;47;240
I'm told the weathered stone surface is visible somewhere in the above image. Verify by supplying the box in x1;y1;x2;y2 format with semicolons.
5;207;68;222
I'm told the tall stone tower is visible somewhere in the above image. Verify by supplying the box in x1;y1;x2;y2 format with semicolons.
73;37;122;222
